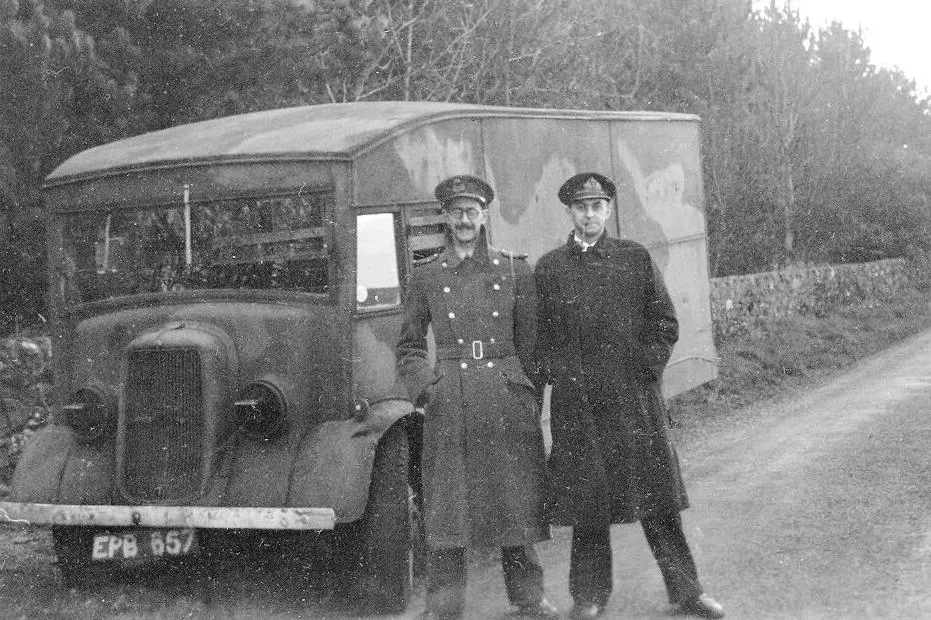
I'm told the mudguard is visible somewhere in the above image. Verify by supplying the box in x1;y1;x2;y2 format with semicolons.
58;442;115;505
10;426;113;504
9;400;413;524
288;399;414;522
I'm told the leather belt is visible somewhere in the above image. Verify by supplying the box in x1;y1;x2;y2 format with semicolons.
436;340;515;361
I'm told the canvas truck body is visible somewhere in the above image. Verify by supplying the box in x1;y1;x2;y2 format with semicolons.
4;102;716;606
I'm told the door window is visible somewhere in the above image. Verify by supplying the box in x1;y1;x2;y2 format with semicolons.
356;213;401;311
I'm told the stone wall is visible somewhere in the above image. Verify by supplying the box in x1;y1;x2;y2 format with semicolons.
710;258;910;340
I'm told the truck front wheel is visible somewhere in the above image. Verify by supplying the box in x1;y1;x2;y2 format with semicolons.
348;420;413;613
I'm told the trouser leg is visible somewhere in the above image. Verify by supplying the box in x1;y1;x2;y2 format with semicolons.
641;511;703;604
569;524;613;607
501;545;545;607
425;546;466;618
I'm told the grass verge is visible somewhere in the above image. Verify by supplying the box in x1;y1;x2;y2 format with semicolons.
670;283;931;430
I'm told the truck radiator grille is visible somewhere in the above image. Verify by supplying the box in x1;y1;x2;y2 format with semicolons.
123;348;204;502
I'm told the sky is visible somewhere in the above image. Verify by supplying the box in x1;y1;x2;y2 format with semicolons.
776;0;931;95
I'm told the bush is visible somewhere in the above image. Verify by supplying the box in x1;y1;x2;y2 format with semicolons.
672;283;931;429
0;227;48;336
0;336;53;488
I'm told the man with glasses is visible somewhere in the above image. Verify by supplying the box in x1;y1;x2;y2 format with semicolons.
534;173;724;619
397;175;558;619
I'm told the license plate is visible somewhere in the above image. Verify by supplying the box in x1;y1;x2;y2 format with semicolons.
91;529;198;562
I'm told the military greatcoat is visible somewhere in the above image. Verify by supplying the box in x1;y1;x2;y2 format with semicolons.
396;232;548;549
534;232;689;527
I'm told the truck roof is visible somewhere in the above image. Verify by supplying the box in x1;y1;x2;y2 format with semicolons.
46;102;697;185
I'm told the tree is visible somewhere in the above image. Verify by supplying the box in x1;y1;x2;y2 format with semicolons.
0;0;138;331
306;0;565;106
2;0;931;334
749;0;818;263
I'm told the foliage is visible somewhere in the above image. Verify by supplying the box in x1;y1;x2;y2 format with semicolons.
0;0;140;331
710;258;910;341
671;283;931;429
0;0;930;331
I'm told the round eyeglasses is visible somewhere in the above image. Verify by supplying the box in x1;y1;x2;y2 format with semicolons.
444;206;484;220
570;199;609;214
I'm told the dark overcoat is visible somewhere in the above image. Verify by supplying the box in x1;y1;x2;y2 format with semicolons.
396;230;548;549
534;232;689;527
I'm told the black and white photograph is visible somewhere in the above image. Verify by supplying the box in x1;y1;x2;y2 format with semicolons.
0;1;929;618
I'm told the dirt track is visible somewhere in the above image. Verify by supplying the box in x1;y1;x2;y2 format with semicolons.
3;328;931;619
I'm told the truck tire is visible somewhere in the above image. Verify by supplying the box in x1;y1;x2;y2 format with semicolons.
407;413;427;580
52;526;109;588
350;420;413;613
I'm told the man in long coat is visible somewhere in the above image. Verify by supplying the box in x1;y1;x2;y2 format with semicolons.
396;175;558;619
534;172;724;619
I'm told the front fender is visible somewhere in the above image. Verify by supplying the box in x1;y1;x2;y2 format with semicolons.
288;399;413;522
10;426;113;504
11;401;413;524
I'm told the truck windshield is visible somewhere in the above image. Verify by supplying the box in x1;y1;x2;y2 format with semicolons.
60;190;331;303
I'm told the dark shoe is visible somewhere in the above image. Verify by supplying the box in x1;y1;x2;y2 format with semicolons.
674;593;724;619
570;602;605;619
513;598;560;618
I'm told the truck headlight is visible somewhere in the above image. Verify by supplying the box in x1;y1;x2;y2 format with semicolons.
235;381;287;439
62;385;116;442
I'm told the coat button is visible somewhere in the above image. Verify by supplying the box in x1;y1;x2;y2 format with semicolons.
441;262;448;268
460;362;468;369
486;361;494;368
492;311;499;318
493;258;500;265
490;338;496;344
457;338;464;344
443;286;451;293
448;312;455;319
493;283;501;290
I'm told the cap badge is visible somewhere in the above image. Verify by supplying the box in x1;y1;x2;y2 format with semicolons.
582;177;603;193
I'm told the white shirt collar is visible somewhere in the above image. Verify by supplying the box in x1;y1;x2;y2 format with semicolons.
573;232;595;251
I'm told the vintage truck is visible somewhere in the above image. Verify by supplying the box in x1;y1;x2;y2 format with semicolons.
0;102;716;611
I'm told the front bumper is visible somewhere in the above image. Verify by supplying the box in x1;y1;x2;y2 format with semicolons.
0;501;335;530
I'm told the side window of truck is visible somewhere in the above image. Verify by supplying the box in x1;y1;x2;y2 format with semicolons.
355;212;401;311
406;205;445;262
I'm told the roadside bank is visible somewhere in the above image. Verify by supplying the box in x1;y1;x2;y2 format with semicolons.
670;281;931;431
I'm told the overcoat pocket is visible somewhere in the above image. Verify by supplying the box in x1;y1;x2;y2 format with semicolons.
502;367;535;390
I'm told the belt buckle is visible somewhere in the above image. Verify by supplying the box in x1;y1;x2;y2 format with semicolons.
471;340;484;360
